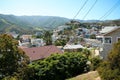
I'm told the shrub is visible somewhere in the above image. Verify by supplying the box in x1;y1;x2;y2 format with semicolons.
98;41;120;80
90;56;102;71
29;52;89;80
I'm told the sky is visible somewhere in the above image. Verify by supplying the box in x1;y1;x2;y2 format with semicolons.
0;0;120;20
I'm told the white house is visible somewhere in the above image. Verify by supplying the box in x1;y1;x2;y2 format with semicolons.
63;44;84;52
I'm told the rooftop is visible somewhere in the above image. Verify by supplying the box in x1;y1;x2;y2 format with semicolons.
100;26;118;34
22;45;63;61
63;44;84;49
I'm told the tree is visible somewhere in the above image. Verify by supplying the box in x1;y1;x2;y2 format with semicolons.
98;41;120;80
29;52;89;80
90;34;96;39
82;48;91;59
0;34;29;79
43;31;52;45
54;39;67;46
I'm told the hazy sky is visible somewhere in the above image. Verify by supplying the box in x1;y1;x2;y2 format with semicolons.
0;0;120;20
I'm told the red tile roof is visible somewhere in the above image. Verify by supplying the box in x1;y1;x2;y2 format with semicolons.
22;45;63;61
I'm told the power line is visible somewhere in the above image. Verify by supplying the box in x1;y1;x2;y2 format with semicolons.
82;0;98;20
99;0;120;20
73;0;89;19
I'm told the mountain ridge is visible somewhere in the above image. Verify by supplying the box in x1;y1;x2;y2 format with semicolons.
0;14;70;33
0;14;120;34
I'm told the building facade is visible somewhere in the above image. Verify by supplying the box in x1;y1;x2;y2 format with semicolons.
97;26;120;59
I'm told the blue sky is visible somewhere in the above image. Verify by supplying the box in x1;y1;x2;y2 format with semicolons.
0;0;120;20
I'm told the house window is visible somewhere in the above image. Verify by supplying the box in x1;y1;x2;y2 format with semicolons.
117;37;120;42
97;38;103;43
105;37;112;43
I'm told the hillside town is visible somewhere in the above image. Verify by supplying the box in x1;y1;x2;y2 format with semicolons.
1;19;120;80
5;21;120;61
1;0;120;79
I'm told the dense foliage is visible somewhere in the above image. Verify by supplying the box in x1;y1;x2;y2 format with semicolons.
98;41;120;80
0;34;29;79
29;52;89;80
54;39;67;46
90;34;96;39
90;56;102;71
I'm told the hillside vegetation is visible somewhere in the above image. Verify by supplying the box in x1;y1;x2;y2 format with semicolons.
0;14;69;33
98;41;120;80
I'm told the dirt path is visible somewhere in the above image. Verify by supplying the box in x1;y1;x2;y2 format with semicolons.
68;71;101;80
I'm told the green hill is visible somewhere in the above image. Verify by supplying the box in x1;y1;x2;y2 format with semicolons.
0;14;69;33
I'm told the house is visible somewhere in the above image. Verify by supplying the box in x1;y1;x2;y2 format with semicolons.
35;31;44;36
31;38;45;47
75;28;90;37
6;31;19;38
56;25;70;31
20;35;32;43
22;45;63;61
52;32;59;43
84;38;102;48
21;35;32;40
19;34;45;47
63;44;84;52
96;26;120;59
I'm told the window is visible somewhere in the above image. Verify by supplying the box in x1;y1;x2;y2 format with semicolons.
117;37;120;42
105;37;112;43
97;38;103;43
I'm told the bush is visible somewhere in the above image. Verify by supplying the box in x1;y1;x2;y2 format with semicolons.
98;61;120;80
98;41;120;80
29;52;89;80
90;56;102;71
